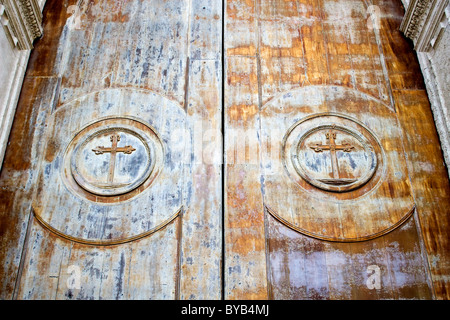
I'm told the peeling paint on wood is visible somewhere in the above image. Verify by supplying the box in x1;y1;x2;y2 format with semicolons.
224;0;450;300
0;0;449;301
0;0;223;300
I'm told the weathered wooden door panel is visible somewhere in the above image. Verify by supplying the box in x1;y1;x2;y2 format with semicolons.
16;217;181;299
266;210;432;300
224;0;450;300
0;0;222;300
1;0;450;301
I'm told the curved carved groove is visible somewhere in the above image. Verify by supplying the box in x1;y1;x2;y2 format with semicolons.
61;116;164;204
282;112;386;197
32;207;182;246
53;88;187;114
265;205;416;243
261;85;396;112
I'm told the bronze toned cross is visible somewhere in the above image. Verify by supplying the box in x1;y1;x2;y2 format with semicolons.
92;134;136;184
310;128;355;180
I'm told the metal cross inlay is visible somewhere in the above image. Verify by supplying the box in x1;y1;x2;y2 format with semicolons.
310;127;355;180
92;134;136;184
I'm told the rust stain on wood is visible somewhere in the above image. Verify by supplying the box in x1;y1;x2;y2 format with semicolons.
1;0;449;301
225;0;450;300
1;0;223;300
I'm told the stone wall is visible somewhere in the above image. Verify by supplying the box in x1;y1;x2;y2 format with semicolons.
401;0;450;177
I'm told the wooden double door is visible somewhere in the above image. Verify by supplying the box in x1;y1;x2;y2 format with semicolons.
1;0;449;300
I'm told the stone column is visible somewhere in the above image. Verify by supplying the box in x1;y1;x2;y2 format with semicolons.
401;0;450;178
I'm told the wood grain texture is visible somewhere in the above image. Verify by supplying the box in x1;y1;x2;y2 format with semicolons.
394;90;450;299
0;0;223;300
266;211;432;300
15;215;180;299
262;87;414;242
373;0;450;299
0;75;58;299
225;0;449;300
1;0;449;301
179;0;223;299
224;0;268;298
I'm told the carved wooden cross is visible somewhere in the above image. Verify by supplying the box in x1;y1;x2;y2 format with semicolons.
310;127;355;180
92;134;136;184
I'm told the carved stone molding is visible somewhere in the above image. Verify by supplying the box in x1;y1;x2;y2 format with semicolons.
0;0;43;50
401;0;449;52
401;0;450;178
401;0;432;44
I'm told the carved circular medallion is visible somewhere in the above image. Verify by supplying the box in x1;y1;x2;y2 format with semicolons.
284;113;384;198
294;124;378;192
63;117;163;202
262;87;414;242
70;126;155;196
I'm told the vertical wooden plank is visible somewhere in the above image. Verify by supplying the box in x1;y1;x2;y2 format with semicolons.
14;218;68;300
188;0;222;61
267;213;329;300
109;0;189;106
0;2;70;293
225;55;267;299
374;0;426;91
0;75;58;299
27;0;73;78
225;0;268;299
381;214;433;299
374;0;450;299
180;0;223;299
322;0;390;104
394;90;450;299
258;0;306;100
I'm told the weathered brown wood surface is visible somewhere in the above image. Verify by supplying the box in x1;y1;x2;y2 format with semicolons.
0;0;222;299
224;0;450;300
0;0;449;300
